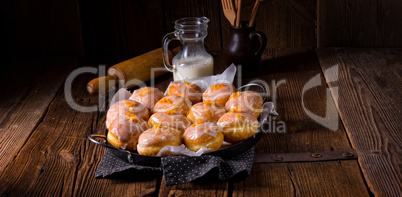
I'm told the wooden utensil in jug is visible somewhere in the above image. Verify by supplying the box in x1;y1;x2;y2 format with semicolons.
87;47;180;95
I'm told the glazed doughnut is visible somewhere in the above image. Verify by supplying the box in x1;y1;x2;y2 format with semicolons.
166;81;202;104
183;121;224;152
217;112;259;144
137;125;182;156
106;100;149;129
107;113;149;151
187;100;226;123
225;91;263;118
148;112;192;134
129;87;164;110
153;95;192;116
203;83;236;107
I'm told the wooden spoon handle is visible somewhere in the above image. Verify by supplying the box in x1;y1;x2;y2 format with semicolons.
249;0;261;27
87;75;118;95
236;0;242;27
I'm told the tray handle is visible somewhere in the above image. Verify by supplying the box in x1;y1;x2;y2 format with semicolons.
237;83;267;102
88;134;120;150
88;134;135;163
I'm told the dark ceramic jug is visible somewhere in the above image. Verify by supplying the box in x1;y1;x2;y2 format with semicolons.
223;23;267;77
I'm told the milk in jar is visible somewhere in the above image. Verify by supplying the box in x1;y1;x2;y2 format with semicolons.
172;56;213;81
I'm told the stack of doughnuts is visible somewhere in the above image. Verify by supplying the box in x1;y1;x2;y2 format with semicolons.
105;82;264;156
217;90;263;143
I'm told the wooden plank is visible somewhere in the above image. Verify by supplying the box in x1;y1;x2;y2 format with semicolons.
249;49;351;154
12;0;83;57
158;178;228;197
234;161;368;197
233;164;294;196
163;0;222;51
221;0;316;50
0;57;77;173
0;122;87;196
316;48;402;196
79;0;165;57
318;0;402;47
231;49;370;196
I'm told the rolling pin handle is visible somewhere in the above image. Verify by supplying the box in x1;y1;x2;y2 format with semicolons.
87;75;118;95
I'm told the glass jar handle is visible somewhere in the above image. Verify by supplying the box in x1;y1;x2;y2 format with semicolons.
162;32;179;72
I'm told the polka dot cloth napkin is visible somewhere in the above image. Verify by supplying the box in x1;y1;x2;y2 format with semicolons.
162;148;254;185
94;149;162;179
95;148;254;186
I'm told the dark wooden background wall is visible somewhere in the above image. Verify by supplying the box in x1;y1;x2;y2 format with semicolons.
2;0;402;64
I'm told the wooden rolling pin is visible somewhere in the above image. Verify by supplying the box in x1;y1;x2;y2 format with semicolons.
87;47;180;95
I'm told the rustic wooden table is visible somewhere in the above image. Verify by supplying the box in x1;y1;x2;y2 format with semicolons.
0;48;400;196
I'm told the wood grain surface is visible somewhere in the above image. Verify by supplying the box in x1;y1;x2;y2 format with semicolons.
230;49;369;196
159;178;228;197
5;0;318;59
316;48;402;196
221;0;317;50
5;0;402;62
0;57;77;173
0;59;159;196
253;50;348;154
233;161;368;197
318;0;402;47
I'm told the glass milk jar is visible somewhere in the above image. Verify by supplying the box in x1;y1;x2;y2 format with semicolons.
162;17;214;81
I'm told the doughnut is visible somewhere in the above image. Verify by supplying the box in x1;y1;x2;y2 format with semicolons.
166;81;202;104
217;112;259;144
187;100;226;123
148;112;192;134
202;83;236;107
225;91;263;117
107;113;149;151
106;100;149;129
137;125;182;156
183;121;224;152
153;95;192;116
129;87;164;110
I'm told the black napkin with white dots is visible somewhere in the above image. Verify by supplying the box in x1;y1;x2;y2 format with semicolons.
95;148;254;186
